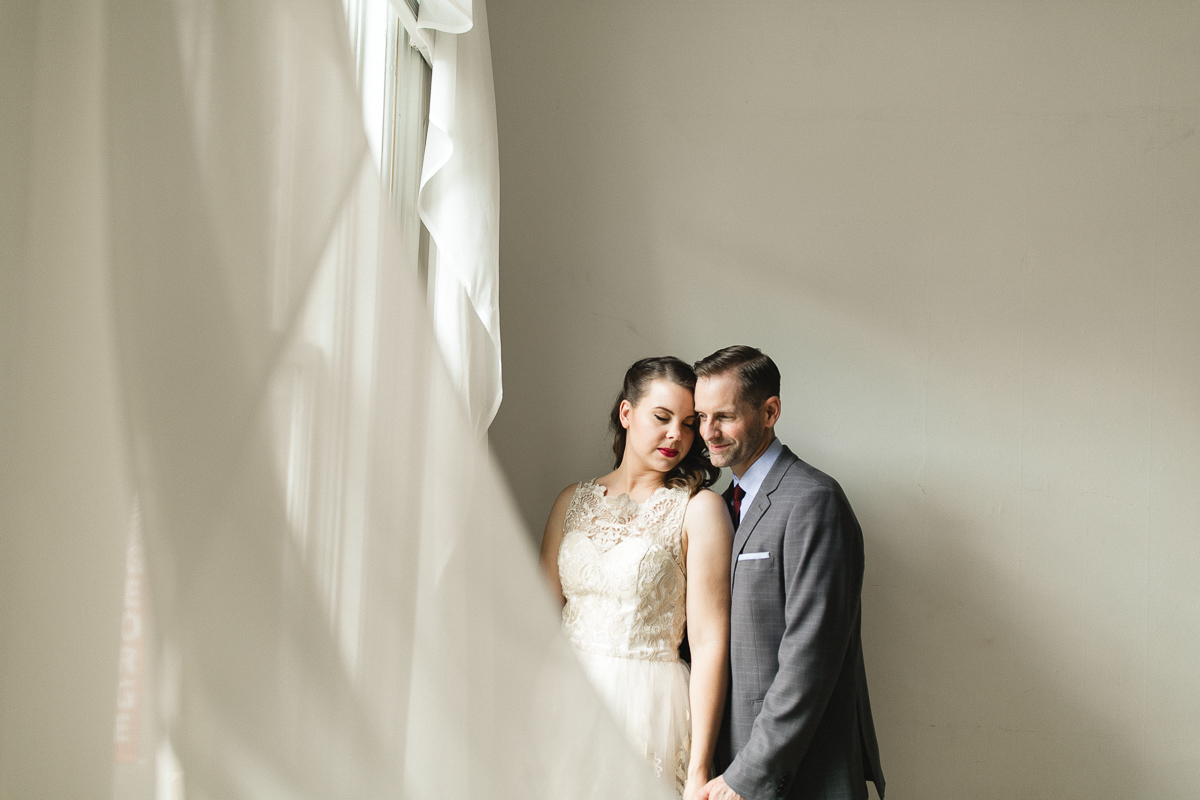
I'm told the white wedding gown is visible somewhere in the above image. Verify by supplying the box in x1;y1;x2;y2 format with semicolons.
558;480;693;796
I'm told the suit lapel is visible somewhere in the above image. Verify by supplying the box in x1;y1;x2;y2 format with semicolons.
730;445;797;586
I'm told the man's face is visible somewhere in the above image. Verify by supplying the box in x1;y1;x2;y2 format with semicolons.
694;372;770;471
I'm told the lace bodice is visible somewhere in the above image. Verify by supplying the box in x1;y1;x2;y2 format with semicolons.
558;480;689;661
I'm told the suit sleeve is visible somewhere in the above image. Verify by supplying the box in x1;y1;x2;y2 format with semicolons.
722;483;863;800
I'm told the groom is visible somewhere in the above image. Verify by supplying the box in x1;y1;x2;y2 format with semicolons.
692;346;885;800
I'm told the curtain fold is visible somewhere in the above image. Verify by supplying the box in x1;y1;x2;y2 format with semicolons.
0;1;668;799
416;0;503;436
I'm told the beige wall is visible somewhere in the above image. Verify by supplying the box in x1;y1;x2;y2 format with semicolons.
487;2;1199;797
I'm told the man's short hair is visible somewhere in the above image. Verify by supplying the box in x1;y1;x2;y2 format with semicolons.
694;345;781;409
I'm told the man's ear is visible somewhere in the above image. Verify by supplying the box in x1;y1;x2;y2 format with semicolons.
763;396;781;428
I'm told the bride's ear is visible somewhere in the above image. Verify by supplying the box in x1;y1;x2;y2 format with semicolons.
619;399;633;429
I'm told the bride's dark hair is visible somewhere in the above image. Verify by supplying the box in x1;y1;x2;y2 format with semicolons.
609;356;720;495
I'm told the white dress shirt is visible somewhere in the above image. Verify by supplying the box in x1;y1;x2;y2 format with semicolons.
730;436;783;526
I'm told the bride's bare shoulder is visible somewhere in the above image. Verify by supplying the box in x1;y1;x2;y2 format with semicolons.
683;488;733;550
542;483;584;547
554;482;582;505
549;481;590;517
686;487;729;517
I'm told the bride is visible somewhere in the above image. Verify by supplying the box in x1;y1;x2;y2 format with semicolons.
539;357;733;799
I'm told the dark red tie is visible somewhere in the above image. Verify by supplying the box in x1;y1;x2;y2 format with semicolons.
731;485;745;530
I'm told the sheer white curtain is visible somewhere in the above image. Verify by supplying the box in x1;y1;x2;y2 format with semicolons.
345;0;500;436
416;0;503;436
0;2;668;799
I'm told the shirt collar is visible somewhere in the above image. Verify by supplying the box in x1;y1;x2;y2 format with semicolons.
731;436;783;499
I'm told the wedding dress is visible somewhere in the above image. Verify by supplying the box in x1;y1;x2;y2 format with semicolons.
558;480;692;796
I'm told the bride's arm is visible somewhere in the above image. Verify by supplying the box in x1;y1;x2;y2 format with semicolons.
682;489;733;799
538;484;577;608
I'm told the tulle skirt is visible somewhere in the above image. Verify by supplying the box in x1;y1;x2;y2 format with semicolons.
572;648;691;796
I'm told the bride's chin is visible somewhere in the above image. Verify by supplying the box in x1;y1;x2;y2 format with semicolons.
643;449;684;473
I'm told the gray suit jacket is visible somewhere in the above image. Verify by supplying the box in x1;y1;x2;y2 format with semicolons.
718;445;884;800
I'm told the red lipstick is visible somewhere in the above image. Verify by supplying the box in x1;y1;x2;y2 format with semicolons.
658;448;679;458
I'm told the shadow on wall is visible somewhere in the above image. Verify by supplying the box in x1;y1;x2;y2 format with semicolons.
862;501;1143;800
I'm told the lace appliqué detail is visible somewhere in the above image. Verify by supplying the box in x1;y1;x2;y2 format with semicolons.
645;714;692;797
558;481;688;662
563;482;683;558
675;706;691;795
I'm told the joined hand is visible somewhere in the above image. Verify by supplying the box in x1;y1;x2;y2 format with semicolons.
693;776;745;800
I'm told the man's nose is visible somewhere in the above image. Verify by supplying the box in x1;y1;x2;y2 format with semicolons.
700;419;715;441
